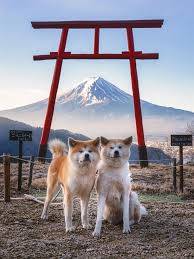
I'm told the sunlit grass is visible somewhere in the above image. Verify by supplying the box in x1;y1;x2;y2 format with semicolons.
31;188;185;204
139;193;183;203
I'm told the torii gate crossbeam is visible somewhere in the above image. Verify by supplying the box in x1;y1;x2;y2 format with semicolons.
31;19;164;167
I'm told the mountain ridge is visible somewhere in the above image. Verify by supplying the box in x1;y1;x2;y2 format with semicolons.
0;116;88;156
1;76;193;114
0;76;193;136
0;116;171;164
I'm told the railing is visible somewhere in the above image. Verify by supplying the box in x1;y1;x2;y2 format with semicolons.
0;154;181;203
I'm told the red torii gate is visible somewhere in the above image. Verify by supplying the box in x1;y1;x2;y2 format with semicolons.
31;20;164;167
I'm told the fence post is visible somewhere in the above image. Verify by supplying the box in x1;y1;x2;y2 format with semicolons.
179;145;184;193
3;154;11;202
28;156;34;189
172;158;177;192
18;140;23;191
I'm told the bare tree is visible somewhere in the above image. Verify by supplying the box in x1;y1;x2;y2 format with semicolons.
186;120;194;134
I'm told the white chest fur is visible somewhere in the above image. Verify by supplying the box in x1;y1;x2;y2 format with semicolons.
68;166;96;196
97;161;132;194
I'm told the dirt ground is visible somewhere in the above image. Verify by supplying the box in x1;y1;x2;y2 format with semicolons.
0;162;194;258
0;198;194;258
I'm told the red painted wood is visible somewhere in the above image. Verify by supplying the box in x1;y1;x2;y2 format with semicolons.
137;53;159;59
94;27;100;54
32;19;163;160
40;28;68;146
126;27;145;147
31;20;163;29
33;52;159;61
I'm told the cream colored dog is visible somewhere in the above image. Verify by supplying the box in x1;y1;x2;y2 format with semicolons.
93;136;147;237
41;137;100;232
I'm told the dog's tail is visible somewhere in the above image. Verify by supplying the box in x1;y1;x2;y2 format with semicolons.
48;139;68;158
130;191;148;217
140;204;148;216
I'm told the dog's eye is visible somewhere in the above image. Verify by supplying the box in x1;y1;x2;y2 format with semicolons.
110;147;114;149
118;146;122;149
79;150;83;153
88;150;92;153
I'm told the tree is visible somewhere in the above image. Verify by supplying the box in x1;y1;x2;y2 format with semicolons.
186;120;194;134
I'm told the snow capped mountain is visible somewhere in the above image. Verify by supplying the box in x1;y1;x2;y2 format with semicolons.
0;76;194;137
56;76;131;107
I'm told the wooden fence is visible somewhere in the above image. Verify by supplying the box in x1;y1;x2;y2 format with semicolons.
0;154;181;203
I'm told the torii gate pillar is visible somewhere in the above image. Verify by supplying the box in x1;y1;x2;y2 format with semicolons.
127;27;148;166
38;29;68;158
32;20;164;167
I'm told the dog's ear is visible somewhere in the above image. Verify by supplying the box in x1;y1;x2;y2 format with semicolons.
68;137;77;148
123;136;133;146
93;137;100;147
100;136;109;146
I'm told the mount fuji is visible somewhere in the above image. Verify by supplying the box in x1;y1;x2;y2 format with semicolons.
1;76;193;137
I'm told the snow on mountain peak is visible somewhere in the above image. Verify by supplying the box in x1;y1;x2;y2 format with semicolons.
56;76;130;107
80;76;101;85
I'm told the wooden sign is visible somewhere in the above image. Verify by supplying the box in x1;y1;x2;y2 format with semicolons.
171;134;192;193
171;134;192;146
9;130;32;191
9;130;32;141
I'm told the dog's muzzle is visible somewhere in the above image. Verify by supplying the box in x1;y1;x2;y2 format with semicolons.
83;153;91;162
113;150;120;158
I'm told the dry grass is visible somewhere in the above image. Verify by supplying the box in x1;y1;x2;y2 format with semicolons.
131;164;194;199
0;162;194;200
32;177;47;189
185;165;194;173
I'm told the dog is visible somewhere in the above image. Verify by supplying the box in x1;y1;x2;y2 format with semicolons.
128;191;147;225
41;137;100;232
92;136;147;237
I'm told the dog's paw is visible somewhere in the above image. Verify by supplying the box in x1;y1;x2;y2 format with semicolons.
41;213;48;220
123;226;131;234
82;223;93;230
66;226;76;233
129;220;135;226
92;230;101;238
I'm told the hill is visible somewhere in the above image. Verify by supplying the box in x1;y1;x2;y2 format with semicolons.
0;117;88;157
0;116;171;163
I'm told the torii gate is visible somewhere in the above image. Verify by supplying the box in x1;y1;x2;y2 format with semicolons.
31;20;164;167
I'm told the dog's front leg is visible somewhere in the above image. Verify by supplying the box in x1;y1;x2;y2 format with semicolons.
64;192;75;232
92;194;106;237
80;195;92;229
123;190;131;234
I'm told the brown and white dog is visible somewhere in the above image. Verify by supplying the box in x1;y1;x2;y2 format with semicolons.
93;136;147;237
41;137;100;232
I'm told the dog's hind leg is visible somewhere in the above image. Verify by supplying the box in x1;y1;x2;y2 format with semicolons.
41;174;58;220
129;191;145;225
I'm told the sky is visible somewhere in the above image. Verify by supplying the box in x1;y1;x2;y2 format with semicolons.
0;0;194;112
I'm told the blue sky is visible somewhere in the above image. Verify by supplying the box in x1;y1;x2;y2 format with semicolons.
0;0;194;112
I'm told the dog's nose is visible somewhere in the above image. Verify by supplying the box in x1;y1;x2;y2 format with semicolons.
114;150;120;157
85;153;90;160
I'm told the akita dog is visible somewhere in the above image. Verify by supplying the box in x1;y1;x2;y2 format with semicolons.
41;137;100;232
93;136;147;237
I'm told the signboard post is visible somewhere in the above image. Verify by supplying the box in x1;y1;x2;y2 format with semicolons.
171;134;193;193
18;140;23;191
179;145;183;193
9;130;32;191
